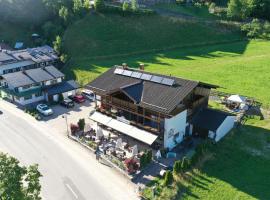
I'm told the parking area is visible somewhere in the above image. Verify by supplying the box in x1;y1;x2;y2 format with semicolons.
41;100;95;135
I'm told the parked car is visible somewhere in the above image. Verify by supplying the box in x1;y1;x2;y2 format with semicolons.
36;104;53;116
82;90;95;101
68;94;86;103
60;99;75;108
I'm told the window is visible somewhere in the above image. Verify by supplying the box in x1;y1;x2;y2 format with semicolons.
35;92;43;97
22;85;31;90
24;95;32;100
50;79;58;85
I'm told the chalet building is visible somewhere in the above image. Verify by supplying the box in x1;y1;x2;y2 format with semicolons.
86;65;235;150
0;45;58;75
0;66;78;106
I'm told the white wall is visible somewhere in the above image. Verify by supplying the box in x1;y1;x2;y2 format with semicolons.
62;90;76;99
164;109;187;150
214;116;235;142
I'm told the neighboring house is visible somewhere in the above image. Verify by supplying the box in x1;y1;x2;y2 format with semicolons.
191;108;236;142
86;65;234;150
0;45;58;75
0;66;79;106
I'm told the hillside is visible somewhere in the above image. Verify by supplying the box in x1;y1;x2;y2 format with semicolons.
63;13;270;106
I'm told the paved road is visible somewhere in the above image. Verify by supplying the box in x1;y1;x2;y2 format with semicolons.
0;100;138;200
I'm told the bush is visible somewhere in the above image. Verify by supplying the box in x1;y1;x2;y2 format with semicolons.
140;153;147;169
173;160;182;174
241;19;270;39
146;150;152;163
181;157;191;172
163;170;173;186
122;1;131;12
70;123;80;135
77;118;85;131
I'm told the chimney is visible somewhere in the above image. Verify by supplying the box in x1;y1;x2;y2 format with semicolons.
139;63;144;71
122;63;128;69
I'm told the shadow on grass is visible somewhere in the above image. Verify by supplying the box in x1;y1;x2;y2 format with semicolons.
64;40;249;84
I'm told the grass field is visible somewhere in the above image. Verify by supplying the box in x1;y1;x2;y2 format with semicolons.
142;118;270;200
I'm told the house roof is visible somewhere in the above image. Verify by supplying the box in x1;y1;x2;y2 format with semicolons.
2;71;34;87
1;66;64;87
0;60;35;69
86;66;217;114
45;80;79;96
24;68;54;82
191;108;234;131
44;66;64;78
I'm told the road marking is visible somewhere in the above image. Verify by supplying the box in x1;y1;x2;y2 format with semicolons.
66;183;79;199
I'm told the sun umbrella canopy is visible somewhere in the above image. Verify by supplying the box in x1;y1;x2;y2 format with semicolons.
116;138;122;149
132;145;138;156
96;126;104;138
228;95;246;103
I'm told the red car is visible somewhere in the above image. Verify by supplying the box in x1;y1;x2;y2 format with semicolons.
68;94;86;103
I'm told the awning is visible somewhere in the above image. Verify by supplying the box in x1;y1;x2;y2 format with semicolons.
45;80;79;96
89;111;112;125
89;112;158;145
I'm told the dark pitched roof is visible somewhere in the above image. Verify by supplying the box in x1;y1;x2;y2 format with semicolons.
44;66;64;78
25;68;54;82
46;80;79;96
121;82;144;103
86;66;214;114
191;108;234;131
2;71;34;87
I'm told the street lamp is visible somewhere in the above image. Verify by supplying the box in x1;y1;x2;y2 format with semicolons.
62;114;69;137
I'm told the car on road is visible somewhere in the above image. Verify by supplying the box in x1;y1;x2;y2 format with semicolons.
82;90;95;101
68;94;86;103
36;104;53;116
60;99;75;108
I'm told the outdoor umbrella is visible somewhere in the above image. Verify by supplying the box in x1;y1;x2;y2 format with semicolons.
96;126;104;139
228;95;246;103
155;150;162;159
116;138;122;149
132;145;138;156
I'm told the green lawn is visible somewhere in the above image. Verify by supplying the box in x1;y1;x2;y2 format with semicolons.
142;118;270;200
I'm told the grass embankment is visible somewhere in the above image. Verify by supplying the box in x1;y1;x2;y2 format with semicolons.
63;14;269;106
143;118;270;200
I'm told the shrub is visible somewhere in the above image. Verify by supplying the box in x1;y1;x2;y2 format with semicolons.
70;123;80;135
146;150;152;163
122;1;131;12
77;118;85;131
140;153;147;169
163;170;173;186
181;157;191;172
173;160;182;174
241;19;270;39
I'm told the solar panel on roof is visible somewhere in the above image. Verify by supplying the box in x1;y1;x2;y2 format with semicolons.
114;68;124;75
151;75;163;83
161;78;175;86
122;70;133;76
131;71;142;79
141;73;152;80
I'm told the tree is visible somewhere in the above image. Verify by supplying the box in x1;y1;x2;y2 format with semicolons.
73;0;84;14
78;118;86;131
122;1;130;12
0;152;42;200
94;0;105;11
83;0;91;10
173;160;181;174
53;35;62;54
131;0;138;11
181;157;190;172
163;170;173;186
59;6;69;22
146;150;152;163
42;21;63;42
